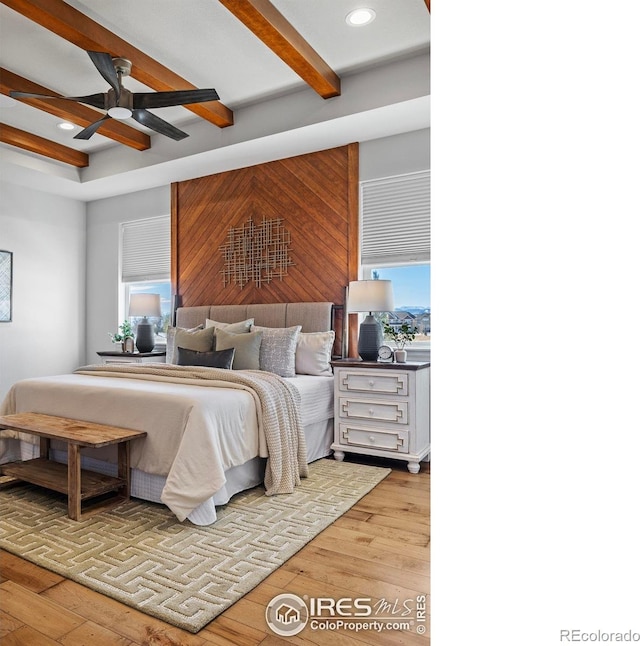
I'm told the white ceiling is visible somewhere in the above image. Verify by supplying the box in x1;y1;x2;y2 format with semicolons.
0;0;430;200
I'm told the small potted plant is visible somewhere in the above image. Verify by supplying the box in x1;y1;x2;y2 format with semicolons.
109;320;135;353
383;320;417;363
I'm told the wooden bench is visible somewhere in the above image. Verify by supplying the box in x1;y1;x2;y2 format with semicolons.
0;412;147;521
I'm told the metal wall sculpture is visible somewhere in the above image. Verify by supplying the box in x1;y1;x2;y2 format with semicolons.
219;216;294;288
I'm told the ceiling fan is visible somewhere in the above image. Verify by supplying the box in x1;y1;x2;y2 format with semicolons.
9;50;220;141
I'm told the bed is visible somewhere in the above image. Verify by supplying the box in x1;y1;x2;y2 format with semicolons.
0;302;337;525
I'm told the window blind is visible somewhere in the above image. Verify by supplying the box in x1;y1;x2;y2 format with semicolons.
361;170;430;266
121;215;171;282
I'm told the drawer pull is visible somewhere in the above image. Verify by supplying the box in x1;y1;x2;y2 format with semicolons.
369;408;374;415
369;436;376;443
369;380;374;387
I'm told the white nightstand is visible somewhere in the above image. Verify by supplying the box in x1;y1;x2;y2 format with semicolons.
96;350;166;364
330;359;430;473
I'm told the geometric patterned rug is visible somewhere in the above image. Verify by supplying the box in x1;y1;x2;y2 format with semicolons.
0;459;390;633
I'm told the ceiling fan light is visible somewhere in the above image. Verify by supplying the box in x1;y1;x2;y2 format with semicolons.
57;121;75;130
346;8;376;26
107;106;133;120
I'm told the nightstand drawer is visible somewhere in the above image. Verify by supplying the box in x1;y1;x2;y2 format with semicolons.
97;351;166;365
339;424;409;453
338;371;408;396
339;397;409;424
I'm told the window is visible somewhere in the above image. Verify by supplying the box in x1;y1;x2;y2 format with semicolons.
121;216;171;345
363;264;430;348
125;281;172;345
361;170;430;266
361;171;430;350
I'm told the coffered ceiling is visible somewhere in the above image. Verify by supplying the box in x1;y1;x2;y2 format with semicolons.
0;0;430;200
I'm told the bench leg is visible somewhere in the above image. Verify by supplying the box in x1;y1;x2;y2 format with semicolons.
67;444;81;521
39;437;50;459
118;441;131;499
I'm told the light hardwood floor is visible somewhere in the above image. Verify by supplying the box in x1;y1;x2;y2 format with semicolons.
0;456;430;646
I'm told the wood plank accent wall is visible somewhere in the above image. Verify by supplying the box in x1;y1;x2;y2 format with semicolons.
171;143;360;353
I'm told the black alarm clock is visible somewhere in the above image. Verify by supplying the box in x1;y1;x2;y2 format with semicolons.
378;344;393;362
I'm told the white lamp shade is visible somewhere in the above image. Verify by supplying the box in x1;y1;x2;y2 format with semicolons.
129;293;161;318
347;280;394;313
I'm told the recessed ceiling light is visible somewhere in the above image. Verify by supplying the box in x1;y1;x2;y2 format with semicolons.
346;8;376;26
57;121;76;130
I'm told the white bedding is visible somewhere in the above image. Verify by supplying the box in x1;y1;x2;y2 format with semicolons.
0;369;334;524
284;374;334;425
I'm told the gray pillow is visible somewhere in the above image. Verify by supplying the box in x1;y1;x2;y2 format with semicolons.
166;325;215;364
214;328;263;370
251;325;301;377
176;347;235;369
205;318;254;334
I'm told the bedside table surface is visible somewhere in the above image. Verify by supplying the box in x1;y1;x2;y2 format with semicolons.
97;350;166;357
331;359;429;370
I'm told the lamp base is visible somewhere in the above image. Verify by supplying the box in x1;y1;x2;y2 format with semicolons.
357;315;383;362
135;319;155;353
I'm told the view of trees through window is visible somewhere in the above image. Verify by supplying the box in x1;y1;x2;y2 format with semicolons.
367;264;430;346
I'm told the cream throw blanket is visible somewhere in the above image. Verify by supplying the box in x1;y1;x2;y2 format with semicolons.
75;364;309;496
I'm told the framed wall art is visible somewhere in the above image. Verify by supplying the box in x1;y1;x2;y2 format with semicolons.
0;250;13;322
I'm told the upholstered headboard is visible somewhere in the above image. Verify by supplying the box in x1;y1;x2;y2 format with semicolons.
176;302;334;334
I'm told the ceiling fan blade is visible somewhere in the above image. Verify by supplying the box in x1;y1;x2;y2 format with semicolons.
132;109;188;140
10;90;107;110
63;93;108;109
9;90;59;100
74;115;111;140
87;51;120;99
133;88;219;110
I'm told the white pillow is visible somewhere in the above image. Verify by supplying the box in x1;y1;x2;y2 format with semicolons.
205;318;254;333
251;325;301;377
295;331;335;376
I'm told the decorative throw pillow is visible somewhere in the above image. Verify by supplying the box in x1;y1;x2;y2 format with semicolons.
166;325;215;364
205;318;254;334
251;325;302;377
214;328;263;370
176;347;235;369
295;330;335;376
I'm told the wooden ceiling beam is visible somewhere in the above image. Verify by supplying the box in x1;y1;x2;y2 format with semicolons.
425;0;430;12
0;122;89;167
219;0;341;99
1;68;151;151
1;0;234;127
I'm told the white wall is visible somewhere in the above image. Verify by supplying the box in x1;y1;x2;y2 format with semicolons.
0;181;86;402
85;185;170;362
360;128;430;180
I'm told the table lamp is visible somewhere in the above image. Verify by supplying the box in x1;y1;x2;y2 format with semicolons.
129;293;161;353
347;280;394;361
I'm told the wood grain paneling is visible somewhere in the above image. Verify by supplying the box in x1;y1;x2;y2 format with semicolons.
173;145;359;317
